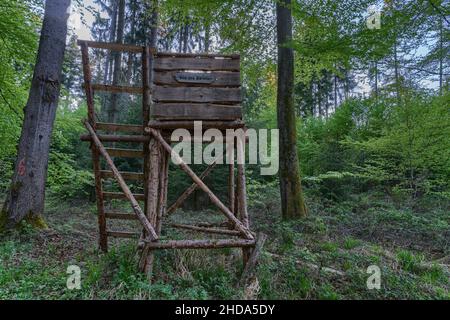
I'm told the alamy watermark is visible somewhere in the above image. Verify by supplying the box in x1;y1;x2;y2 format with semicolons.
366;5;381;30
170;121;279;176
366;265;381;290
66;265;81;290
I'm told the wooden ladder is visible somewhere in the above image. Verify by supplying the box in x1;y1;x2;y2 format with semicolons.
79;41;156;251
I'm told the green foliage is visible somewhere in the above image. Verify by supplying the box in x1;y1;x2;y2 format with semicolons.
396;250;425;274
0;1;39;193
47;151;94;200
46;102;93;200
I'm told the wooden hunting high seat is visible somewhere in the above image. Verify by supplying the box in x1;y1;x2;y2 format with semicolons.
78;40;256;278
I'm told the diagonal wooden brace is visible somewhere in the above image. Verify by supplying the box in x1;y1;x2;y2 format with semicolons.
147;127;254;240
166;161;217;215
84;120;158;241
167;142;234;215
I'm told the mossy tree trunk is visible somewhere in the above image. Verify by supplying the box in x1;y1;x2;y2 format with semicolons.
0;0;71;231
276;0;308;219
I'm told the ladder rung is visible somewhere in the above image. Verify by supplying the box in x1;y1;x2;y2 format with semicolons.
100;170;144;181
97;122;143;134
105;211;138;220
77;40;145;53
142;239;256;249
91;84;143;94
106;230;141;238
105;148;144;158
102;192;145;201
80;134;149;143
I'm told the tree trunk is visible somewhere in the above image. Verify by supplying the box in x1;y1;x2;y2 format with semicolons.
204;22;211;53
183;24;189;53
101;1;118;119
276;0;307;220
149;0;159;48
178;26;183;53
439;16;443;96
394;41;401;106
103;1;118;84
334;73;338;111
108;0;125;124
125;0;137;84
374;60;378;102
1;0;71;230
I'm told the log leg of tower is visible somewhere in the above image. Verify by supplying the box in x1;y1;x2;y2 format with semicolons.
228;143;235;214
147;128;254;240
157;151;169;235
237;137;251;266
140;137;162;278
142;46;151;251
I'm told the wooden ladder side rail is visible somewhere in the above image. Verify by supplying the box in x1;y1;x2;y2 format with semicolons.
80;42;107;251
147;127;254;240
84;120;158;241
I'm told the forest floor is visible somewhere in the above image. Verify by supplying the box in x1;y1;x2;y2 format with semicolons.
0;192;448;300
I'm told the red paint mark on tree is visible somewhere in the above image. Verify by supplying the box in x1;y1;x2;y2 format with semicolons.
18;158;26;176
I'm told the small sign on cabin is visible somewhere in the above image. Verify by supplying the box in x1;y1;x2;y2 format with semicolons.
175;72;216;84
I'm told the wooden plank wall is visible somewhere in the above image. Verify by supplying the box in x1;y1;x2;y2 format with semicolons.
151;53;242;121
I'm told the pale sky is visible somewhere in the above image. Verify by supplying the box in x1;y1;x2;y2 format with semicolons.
67;1;439;92
69;0;103;41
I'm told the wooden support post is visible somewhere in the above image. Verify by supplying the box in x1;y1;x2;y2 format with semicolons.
81;43;107;252
234;179;240;221
157;151;169;235
148;128;254;240
140;145;169;279
84;120;158;241
142;47;151;127
239;233;267;287
141;45;151;259
228;142;235;213
140;137;161;276
237;137;251;265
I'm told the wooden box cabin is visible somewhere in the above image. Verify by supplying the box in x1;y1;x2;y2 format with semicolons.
151;52;242;121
